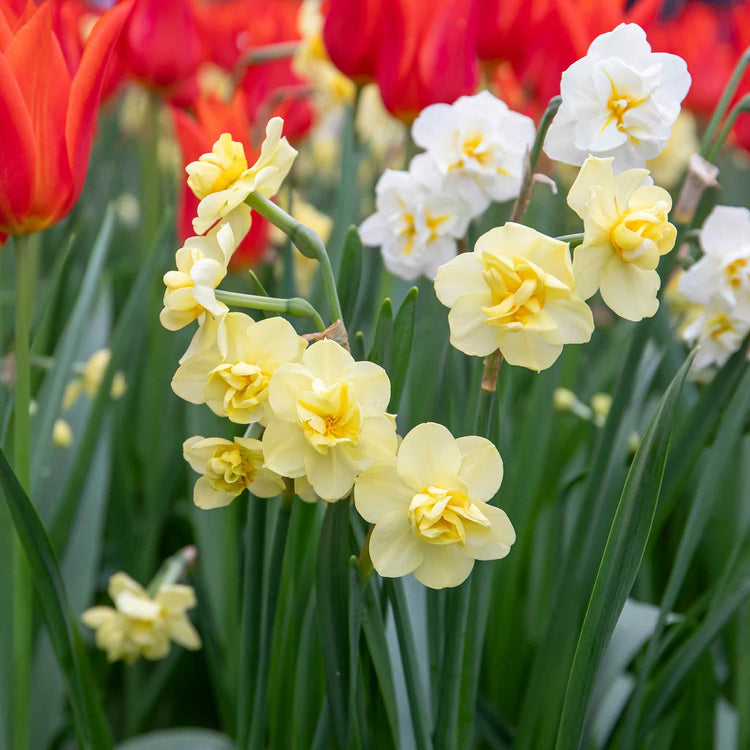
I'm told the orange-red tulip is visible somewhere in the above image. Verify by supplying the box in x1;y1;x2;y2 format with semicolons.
171;90;270;266
0;0;131;236
376;0;479;123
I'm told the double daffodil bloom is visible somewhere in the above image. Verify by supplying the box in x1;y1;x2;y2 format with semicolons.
262;339;398;501
434;223;594;371
355;422;515;589
184;435;286;509
568;156;677;321
172;313;307;424
82;573;201;663
62;348;126;410
160;212;250;331
186;118;297;235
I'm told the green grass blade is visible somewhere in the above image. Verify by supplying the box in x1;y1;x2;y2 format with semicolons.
337;226;363;326
368;298;393;370
554;351;694;750
348;557;364;750
0;446;111;749
388;287;417;413
31;207;116;503
116;729;233;749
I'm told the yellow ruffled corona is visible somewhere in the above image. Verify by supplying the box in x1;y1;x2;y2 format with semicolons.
82;573;201;663
567;156;677;321
355;422;515;589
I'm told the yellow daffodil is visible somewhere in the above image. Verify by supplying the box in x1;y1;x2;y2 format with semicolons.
568;156;677;321
434;223;594;371
355;422;515;589
52;419;73;448
646;111;699;189
183;435;285;508
159;212;249;331
186;119;297;235
172;313;306;424
62;348;127;410
262;339;398;501
82;572;201;663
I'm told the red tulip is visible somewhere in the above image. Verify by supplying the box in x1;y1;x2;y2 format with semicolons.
121;0;203;90
322;0;384;83
376;0;479;123
0;0;131;236
171;90;270;266
475;0;531;70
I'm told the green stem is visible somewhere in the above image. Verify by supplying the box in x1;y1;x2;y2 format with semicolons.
706;94;750;162
239;41;299;67
245;192;344;324
12;235;34;750
145;545;197;597
700;47;750;156
215;289;325;331
555;233;584;248
384;578;433;750
248;492;293;750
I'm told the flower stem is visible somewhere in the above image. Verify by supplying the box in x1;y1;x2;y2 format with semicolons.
700;47;750;156
555;233;584;248
239;41;299;67
706;94;750;163
145;545;197;597
245;192;344;324
248;490;293;750
215;289;326;331
12;234;35;750
383;578;434;750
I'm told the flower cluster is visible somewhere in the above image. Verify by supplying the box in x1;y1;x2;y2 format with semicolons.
676;206;750;372
360;91;535;281
82;572;201;663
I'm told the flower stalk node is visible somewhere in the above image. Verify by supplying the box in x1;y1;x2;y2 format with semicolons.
673;154;720;225
302;319;350;351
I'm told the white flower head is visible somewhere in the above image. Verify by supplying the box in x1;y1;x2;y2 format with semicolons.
682;299;750;372
411;91;536;211
544;23;691;172
678;206;750;320
359;168;472;281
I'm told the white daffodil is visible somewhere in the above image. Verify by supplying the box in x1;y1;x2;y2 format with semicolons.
681;300;750;372
678;206;750;320
359;168;472;281
544;23;690;171
411;91;536;211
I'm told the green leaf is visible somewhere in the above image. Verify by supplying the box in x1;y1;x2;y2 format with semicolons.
116;729;233;749
554;351;694;750
337;226;363;326
0;446;111;749
388;287;418;412
31;206;116;504
49;218;169;553
348;557;364;750
316;500;351;748
351;331;366;361
293;594;325;750
247;270;274;318
368;298;393;370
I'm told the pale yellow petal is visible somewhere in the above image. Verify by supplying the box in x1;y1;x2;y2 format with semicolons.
345;361;391;416
455;436;503;502
448;293;499;357
194;475;238;509
261;420;308;478
355;458;413;523
434;253;488;307
368;512;424;578
567;156;616;218
599;257;660;321
245;316;306;368
396;422;461;491
302;339;354;385
304;445;359;501
572;241;614;299
542;298;594;345
171;351;221;404
267;364;313;421
464;502;515;561
499;330;563;371
413;544;474;589
166;616;202;650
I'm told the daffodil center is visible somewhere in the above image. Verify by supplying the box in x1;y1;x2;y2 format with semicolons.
480;254;551;327
297;380;362;450
723;256;749;290
408;486;490;546
209;150;248;193
206;445;256;491
210;362;270;410
450;130;495;171
610;206;670;269
707;312;737;341
603;85;645;134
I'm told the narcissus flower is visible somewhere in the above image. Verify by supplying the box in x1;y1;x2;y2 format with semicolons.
355;422;515;589
183;435;285;508
681;301;750;372
544;23;690;171
567;156;676;321
678;206;750;320
435;224;594;371
62;348;127;410
172;313;306;424
646;111;699;189
411;91;536;211
186;118;297;235
359;168;472;281
160;213;250;331
0;0;131;236
262;339;398;501
82;572;201;663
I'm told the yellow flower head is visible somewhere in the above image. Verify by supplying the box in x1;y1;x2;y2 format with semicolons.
172;313;307;424
355;422;515;589
184;435;286;508
186;118;298;235
567;156;677;321
262;339;398;501
646;111;699;189
434;223;594;371
62;348;127;411
159;212;249;332
82;572;201;663
52;419;73;448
